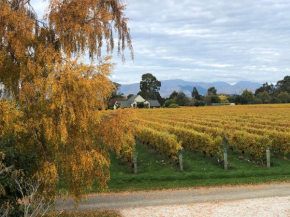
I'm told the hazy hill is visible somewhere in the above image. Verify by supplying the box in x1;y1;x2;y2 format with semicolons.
119;79;261;97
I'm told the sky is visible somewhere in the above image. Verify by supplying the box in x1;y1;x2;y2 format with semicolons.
31;0;290;85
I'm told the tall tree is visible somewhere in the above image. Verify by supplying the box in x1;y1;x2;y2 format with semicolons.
107;82;125;109
207;87;217;96
241;89;254;104
0;0;134;211
255;82;275;95
138;73;161;100
175;92;190;106
256;91;271;103
111;82;124;99
192;87;201;100
169;91;179;99
277;76;290;94
167;91;189;106
127;94;134;99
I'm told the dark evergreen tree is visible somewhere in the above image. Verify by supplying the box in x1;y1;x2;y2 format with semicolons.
175;92;190;106
207;87;217;95
169;91;179;99
192;87;201;100
255;82;275;96
277;76;290;94
138;73;162;101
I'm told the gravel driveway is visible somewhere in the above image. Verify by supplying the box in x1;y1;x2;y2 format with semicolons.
56;183;290;216
121;196;290;217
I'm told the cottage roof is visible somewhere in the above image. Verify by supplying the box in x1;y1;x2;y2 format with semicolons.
116;100;130;107
127;95;139;104
147;99;161;107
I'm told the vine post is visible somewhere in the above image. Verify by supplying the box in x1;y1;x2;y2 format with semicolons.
266;147;270;168
224;148;228;170
133;150;138;174
179;150;183;171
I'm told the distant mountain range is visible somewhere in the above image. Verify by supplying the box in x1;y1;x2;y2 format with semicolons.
119;79;262;97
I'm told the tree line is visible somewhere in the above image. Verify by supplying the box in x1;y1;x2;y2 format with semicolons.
111;75;290;108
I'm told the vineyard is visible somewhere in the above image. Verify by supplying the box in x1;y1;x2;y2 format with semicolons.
88;104;290;193
133;104;290;168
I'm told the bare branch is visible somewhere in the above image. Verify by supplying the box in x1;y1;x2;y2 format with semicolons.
12;177;58;217
0;165;14;175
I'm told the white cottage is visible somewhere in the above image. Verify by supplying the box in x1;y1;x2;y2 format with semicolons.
114;95;161;109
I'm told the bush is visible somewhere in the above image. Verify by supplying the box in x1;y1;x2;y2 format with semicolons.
271;97;281;104
199;101;206;106
205;95;221;105
192;100;206;107
194;101;200;107
188;101;195;106
253;98;263;104
164;99;177;107
168;103;180;108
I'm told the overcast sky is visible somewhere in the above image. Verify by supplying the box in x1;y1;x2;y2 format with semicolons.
31;0;290;84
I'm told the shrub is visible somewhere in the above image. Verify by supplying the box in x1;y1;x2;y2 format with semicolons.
168;103;180;108
253;98;263;104
137;102;145;108
194;101;200;107
199;101;206;106
193;100;206;107
164;99;177;107
188;102;196;106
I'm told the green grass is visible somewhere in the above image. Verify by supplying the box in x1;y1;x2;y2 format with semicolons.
90;142;290;193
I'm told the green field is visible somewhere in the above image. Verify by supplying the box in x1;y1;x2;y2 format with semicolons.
89;142;290;193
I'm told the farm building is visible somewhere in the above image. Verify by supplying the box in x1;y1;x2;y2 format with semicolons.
114;95;161;109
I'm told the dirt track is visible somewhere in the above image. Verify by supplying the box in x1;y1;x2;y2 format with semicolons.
56;183;290;211
121;196;290;217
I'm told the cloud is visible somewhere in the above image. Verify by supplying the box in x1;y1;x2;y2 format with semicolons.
30;0;290;85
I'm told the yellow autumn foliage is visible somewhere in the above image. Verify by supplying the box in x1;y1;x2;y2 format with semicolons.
0;0;134;202
219;95;229;103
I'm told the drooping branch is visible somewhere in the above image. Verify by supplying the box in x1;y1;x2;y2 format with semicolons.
47;0;134;60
